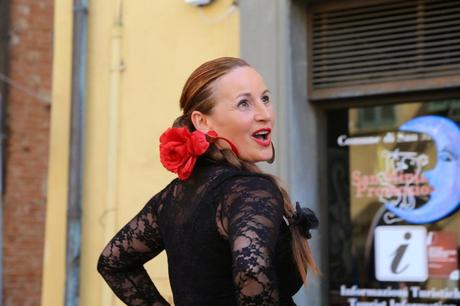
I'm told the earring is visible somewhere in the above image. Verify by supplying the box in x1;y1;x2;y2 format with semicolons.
206;130;240;157
267;142;275;164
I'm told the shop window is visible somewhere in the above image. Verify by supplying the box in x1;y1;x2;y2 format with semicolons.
358;105;396;131
426;100;460;120
327;99;460;306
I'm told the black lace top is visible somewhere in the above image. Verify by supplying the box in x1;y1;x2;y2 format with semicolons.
97;158;303;306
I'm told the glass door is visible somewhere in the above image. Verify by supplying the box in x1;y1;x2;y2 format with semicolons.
327;99;460;306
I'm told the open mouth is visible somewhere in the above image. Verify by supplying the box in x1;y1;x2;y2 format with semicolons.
252;128;271;146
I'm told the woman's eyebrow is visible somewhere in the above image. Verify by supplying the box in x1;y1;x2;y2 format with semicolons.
235;92;251;99
235;89;270;99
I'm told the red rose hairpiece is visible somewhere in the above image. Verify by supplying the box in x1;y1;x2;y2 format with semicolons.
159;127;209;180
159;127;239;180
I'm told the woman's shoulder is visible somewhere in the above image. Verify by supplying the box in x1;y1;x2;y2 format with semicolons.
219;170;282;200
221;170;274;187
193;158;282;198
204;162;274;187
194;157;261;180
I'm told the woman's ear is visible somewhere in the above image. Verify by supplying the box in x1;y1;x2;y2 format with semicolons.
190;110;211;133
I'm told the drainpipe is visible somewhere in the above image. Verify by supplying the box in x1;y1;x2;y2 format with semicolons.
0;1;11;305
65;0;88;305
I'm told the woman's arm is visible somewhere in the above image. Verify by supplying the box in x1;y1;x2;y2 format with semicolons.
97;194;170;306
222;175;284;306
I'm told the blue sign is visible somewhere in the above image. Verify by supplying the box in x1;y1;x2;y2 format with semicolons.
385;116;460;224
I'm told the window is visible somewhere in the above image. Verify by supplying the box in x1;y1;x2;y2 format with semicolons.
308;0;460;100
326;99;460;305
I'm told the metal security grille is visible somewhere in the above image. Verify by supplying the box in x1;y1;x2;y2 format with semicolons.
310;0;460;100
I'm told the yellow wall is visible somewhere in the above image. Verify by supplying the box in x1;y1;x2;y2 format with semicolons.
42;0;239;305
41;0;72;305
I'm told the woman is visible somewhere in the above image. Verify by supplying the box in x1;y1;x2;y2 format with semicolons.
97;57;319;306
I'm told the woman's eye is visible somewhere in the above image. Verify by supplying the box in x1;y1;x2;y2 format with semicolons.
237;100;250;109
262;95;271;104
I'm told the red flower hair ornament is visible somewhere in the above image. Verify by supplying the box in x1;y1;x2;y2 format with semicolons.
159;127;239;180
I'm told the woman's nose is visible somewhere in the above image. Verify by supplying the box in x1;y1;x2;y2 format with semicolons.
254;101;271;121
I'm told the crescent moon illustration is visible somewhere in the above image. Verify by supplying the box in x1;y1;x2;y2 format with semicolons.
384;115;460;224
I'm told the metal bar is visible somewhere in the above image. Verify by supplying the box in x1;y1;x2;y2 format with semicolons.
313;0;414;20
311;76;460;101
313;24;460;50
313;18;419;39
313;66;460;88
314;11;460;40
313;49;460;73
314;1;459;30
65;0;88;305
314;62;460;84
314;8;417;32
314;53;460;77
314;29;460;54
313;18;460;44
313;45;460;67
313;0;457;21
313;37;460;61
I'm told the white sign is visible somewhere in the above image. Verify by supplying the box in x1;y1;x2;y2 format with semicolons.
374;226;428;282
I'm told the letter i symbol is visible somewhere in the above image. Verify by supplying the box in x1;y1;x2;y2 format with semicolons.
390;232;411;274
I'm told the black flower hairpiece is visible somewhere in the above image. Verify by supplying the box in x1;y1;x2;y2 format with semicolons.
289;202;319;239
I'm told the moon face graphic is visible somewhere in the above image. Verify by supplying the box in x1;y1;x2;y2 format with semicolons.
384;115;460;224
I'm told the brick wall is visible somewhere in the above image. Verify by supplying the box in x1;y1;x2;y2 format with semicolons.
3;1;53;305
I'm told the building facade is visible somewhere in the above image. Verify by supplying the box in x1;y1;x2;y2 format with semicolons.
241;1;460;305
34;0;460;305
1;0;53;305
43;1;240;305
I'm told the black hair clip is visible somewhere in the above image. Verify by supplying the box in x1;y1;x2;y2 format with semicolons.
289;202;319;239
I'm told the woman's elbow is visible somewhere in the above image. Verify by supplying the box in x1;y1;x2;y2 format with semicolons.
96;253;109;275
97;248;117;276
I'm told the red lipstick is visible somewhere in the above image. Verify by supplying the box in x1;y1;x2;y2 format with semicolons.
251;128;271;147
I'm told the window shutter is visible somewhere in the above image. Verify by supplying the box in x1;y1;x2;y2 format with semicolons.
309;0;460;100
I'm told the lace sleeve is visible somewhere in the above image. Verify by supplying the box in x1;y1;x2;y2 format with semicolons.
97;193;170;306
221;175;284;305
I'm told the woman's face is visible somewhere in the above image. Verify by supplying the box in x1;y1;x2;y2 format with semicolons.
206;66;276;163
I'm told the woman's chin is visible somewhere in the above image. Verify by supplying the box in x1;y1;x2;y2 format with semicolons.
248;153;274;163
